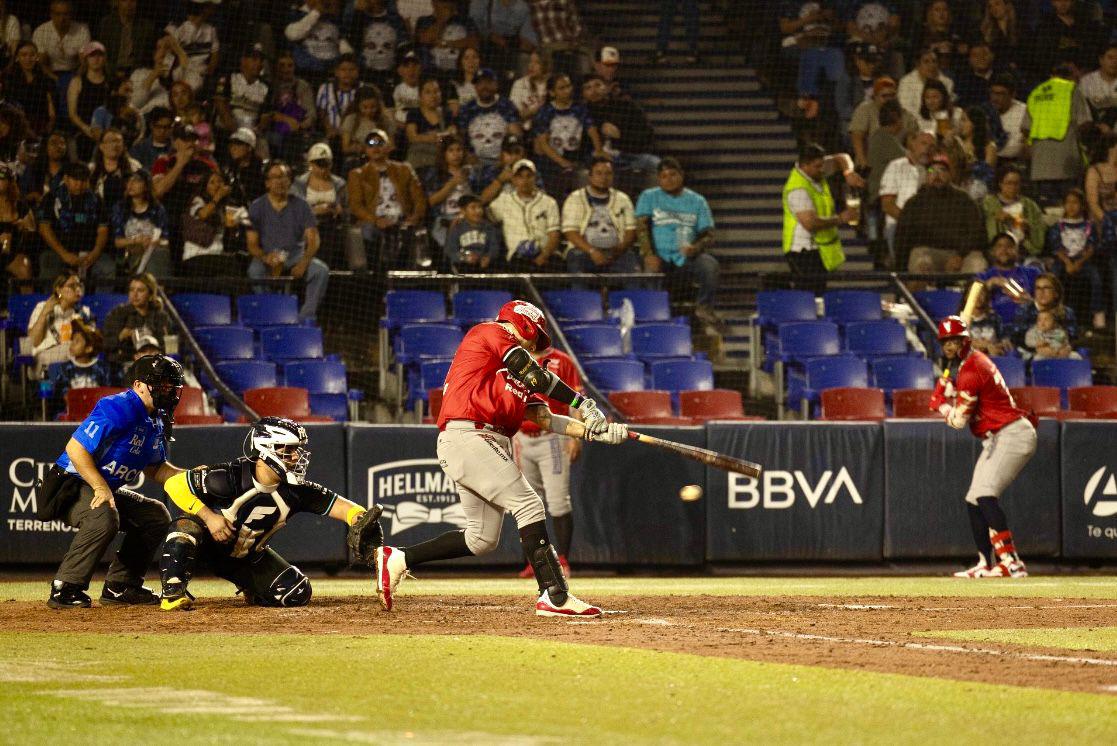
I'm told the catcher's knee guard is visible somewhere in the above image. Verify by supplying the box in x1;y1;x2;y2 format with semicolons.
160;518;204;598
255;565;312;607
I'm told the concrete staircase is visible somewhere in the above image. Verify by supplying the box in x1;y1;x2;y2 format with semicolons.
581;0;872;369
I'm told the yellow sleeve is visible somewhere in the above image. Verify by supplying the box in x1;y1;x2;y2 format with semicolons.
164;471;204;515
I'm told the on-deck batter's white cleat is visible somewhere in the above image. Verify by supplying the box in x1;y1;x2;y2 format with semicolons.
375;546;408;611
535;590;601;618
953;555;994;578
987;559;1028;578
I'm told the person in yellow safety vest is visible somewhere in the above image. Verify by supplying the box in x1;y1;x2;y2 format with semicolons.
781;143;865;295
1024;63;1091;207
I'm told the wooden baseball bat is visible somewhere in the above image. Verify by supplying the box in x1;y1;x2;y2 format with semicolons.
627;430;762;478
959;280;984;326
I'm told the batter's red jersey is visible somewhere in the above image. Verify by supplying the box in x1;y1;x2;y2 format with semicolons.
519;348;581;435
437;322;546;434
955;349;1029;438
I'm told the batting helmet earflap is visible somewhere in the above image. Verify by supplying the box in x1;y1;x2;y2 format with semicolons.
497;300;552;351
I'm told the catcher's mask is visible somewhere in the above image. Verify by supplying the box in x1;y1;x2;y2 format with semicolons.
246;416;311;485
129;354;185;441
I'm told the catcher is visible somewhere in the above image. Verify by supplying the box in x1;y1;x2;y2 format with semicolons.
159;416;383;609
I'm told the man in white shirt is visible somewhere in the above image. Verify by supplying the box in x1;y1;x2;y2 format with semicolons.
488;159;560;269
562;157;638;274
988;74;1028;161
32;0;91;76
897;48;954;118
879;130;934;249
1078;43;1117;130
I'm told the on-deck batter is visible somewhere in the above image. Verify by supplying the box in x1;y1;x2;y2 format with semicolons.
930;315;1035;578
375;300;629;616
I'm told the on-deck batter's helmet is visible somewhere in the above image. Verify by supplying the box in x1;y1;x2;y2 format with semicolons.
937;315;971;355
497;300;552;351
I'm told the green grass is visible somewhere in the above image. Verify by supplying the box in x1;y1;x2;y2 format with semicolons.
915;627;1117;652
4;575;1117;603
3;632;1117;745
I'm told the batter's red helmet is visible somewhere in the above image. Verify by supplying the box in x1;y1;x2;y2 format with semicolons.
937;315;971;355
497;300;552;350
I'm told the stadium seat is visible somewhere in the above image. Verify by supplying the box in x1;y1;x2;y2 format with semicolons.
173;293;232;327
891;389;938;418
83;293;127;325
823;290;881;323
609;390;673;419
284;360;347;395
382;290;448;330
871;357;935;393
193;326;254;361
650;359;714;393
215;360;277;394
60;387;127;421
309;392;349;422
913;289;963;321
418;359;453;401
844;320;907;358
261;326;324;363
565;323;624;358
1011;386;1061;415
244;387;334;421
798;355;869;417
396;323;463;364
175;414;223;425
542;289;604;321
584;359;645;392
990;355;1026;389
820;387;887;420
608;290;672;321
777;321;841;365
238;294;300;328
680;389;761;422
1068;386;1117;418
5;293;49;334
452;290;512;326
429;387;444;420
631;323;692;359
175;387;206;416
1032;358;1092;407
756;289;816;327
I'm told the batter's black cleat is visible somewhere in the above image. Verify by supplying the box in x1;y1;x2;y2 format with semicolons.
47;581;91;609
100;582;159;606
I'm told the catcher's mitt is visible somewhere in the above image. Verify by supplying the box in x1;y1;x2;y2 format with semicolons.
346;505;384;567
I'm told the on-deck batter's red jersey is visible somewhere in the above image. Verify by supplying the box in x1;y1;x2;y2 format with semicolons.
955;349;1029;438
519;348;581;435
437;322;546;434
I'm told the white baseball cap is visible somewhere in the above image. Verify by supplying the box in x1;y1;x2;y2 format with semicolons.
229;127;256;148
512;158;537;173
307;142;333;162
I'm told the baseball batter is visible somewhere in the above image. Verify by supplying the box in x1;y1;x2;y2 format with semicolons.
512;346;581;578
930;315;1035;578
375;300;628;617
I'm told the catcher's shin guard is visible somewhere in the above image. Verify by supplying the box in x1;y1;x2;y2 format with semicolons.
160;518;202;600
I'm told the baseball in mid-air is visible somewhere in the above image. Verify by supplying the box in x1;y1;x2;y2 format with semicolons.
679;484;703;502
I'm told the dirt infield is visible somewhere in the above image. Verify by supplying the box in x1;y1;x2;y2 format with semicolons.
4;593;1117;693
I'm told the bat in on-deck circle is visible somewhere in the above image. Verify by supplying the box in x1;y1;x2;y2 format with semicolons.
626;430;762;478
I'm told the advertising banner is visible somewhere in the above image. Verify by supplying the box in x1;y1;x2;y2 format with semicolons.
1061;421;1117;559
705;423;884;561
883;419;1060;558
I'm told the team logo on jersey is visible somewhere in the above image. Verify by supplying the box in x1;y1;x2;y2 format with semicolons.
367;458;466;536
1084;467;1117;518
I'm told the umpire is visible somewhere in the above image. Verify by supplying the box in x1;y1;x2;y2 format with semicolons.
38;355;187;609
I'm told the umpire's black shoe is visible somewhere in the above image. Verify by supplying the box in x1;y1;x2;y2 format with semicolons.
100;582;159;606
47;581;92;609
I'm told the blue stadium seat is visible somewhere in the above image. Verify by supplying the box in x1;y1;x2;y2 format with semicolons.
542;290;603;321
452;290;513;327
84;293;127;325
777;321;841;364
284;360;347;394
565;323;624;358
823;290;881;323
990;355;1026;389
238;294;300;328
418;359;453;401
215;360;277;394
4;293;49;334
261;326;324;363
382;290;448;330
631;323;692;359
609;290;672;322
797;355;869;416
1032;358;1092;407
872;357;935;393
173;293;232;327
309;392;348;422
757;289;817;327
913;289;962;322
650;359;714;393
584;359;645;392
396;323;463;365
193;326;254;361
845;320;908;358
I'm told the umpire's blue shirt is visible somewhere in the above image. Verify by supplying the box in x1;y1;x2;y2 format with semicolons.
55;389;167;489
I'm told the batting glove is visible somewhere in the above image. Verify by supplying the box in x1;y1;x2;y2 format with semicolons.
586;422;628;445
577;397;608;433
